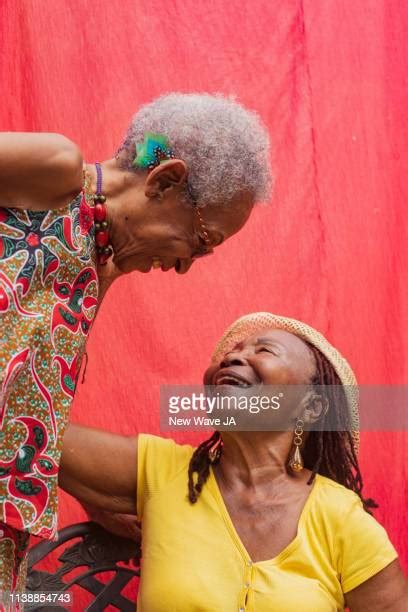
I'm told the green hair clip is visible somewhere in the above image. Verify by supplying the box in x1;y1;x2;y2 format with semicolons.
132;132;175;170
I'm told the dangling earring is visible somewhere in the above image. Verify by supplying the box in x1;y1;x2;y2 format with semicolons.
208;434;223;464
289;418;304;472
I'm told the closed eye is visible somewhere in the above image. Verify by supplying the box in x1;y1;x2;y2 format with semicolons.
257;346;279;356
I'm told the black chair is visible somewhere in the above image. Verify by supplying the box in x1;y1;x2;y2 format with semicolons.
26;522;140;611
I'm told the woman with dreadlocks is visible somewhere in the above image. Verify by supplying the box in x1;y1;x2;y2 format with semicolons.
59;312;407;611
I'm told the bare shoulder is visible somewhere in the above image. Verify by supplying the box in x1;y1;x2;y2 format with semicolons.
0;132;84;210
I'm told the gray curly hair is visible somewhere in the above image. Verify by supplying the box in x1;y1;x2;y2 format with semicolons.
115;92;272;208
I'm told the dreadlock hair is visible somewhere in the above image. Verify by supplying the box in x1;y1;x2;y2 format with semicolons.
301;342;377;512
188;430;220;505
187;342;377;513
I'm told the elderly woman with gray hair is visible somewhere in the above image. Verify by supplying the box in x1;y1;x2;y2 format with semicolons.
0;94;270;596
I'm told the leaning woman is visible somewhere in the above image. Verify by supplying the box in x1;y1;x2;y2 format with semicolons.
0;95;271;595
60;312;408;611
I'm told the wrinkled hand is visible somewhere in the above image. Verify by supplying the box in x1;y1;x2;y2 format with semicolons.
82;502;141;543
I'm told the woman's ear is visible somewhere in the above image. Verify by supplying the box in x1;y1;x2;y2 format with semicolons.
300;390;329;425
144;159;188;198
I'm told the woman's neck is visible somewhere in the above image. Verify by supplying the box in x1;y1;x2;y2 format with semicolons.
84;159;146;259
216;431;296;490
84;158;130;200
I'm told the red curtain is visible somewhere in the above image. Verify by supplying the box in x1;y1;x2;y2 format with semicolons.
1;0;406;582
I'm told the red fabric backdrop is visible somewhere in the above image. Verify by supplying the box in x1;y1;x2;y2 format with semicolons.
1;0;407;582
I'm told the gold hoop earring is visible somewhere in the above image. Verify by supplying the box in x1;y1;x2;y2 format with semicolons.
289;417;304;472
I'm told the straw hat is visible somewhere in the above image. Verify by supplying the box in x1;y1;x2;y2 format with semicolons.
211;312;359;453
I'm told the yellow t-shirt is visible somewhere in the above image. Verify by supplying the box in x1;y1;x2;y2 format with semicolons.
136;434;398;611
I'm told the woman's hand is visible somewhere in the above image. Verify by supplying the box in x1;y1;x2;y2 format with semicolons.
81;502;141;543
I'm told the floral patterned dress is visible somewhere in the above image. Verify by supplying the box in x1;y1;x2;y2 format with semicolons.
0;176;98;548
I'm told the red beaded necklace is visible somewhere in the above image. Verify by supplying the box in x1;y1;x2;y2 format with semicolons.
94;162;112;265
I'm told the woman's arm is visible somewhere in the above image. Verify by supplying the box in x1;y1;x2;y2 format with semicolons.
345;559;408;611
59;424;138;515
0;132;83;210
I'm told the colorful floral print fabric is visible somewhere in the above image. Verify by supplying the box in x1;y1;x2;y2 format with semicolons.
0;186;98;539
0;520;30;598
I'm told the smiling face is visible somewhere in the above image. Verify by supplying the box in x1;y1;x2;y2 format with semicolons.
205;329;316;385
106;157;255;274
111;188;254;275
204;328;319;429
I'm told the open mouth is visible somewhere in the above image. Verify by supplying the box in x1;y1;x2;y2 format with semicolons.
214;373;253;388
